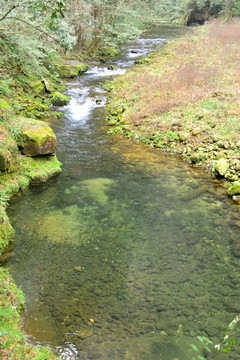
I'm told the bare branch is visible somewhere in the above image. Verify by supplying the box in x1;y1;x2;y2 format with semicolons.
3;16;56;40
0;5;18;22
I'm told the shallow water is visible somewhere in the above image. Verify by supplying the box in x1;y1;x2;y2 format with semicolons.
6;23;240;359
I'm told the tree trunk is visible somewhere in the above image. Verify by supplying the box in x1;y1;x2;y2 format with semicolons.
86;0;127;54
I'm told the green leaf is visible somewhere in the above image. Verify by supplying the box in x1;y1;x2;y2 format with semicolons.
57;2;64;8
197;356;206;360
191;344;198;352
205;346;211;353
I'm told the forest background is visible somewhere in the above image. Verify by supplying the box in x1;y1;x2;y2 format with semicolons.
0;0;239;92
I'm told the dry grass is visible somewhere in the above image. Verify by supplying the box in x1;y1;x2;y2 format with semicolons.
208;20;240;45
112;20;240;125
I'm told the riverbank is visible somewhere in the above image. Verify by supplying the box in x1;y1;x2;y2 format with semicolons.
0;84;64;359
106;20;240;202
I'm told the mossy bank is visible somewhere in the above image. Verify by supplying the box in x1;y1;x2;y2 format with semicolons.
0;56;84;359
106;20;240;203
0;103;61;359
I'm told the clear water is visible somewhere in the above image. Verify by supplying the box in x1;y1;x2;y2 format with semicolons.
6;23;240;360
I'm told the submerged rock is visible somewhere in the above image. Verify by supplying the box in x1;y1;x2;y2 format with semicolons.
80;178;115;204
35;204;82;243
78;327;93;339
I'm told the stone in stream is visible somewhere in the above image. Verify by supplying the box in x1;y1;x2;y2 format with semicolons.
58;63;89;78
78;327;93;339
52;92;70;106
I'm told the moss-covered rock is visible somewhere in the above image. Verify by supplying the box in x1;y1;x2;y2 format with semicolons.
58;63;89;78
99;48;121;57
19;124;56;157
7;116;57;157
228;183;240;196
214;158;229;176
52;92;70;106
29;80;45;96
20;155;62;184
0;125;18;171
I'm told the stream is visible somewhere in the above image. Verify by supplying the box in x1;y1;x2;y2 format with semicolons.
6;22;240;360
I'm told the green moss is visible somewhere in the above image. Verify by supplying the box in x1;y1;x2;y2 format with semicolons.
51;111;63;118
98;48;121;57
228;183;240;196
52;92;70;106
29;80;45;96
80;178;115;204
0;268;58;359
58;63;89;78
20;155;62;183
20;125;56;148
0;210;14;254
0;98;12;111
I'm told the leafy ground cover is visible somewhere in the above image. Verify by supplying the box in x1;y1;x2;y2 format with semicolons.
106;20;240;199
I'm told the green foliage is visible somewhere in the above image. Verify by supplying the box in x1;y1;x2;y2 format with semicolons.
191;336;213;360
232;1;240;15
215;315;240;353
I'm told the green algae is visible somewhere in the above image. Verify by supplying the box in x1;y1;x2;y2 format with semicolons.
80;178;115;204
35;205;82;244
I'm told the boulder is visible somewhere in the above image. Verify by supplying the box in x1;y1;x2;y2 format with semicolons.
41;79;52;93
52;92;70;106
58;63;89;78
15;118;57;156
214;158;229;176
